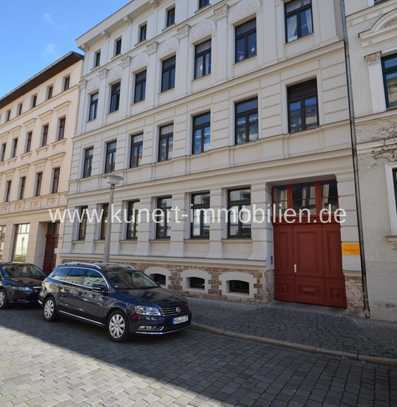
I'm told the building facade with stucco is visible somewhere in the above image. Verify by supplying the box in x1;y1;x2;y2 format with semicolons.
0;53;83;273
61;0;365;313
345;0;397;321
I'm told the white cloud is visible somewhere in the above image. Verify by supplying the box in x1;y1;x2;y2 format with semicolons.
43;43;57;57
43;12;56;26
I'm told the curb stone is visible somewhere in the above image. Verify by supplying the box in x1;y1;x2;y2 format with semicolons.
192;322;397;367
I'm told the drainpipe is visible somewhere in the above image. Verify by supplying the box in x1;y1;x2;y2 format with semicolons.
340;0;371;318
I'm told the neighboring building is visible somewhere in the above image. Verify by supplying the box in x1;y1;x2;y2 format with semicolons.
62;0;365;312
0;52;83;273
345;0;397;321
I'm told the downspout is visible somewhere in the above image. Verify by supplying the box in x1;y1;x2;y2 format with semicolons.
340;0;371;318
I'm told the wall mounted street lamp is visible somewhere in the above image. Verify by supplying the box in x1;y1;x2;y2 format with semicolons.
103;174;124;264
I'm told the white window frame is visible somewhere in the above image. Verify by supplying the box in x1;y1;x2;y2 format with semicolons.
385;163;397;235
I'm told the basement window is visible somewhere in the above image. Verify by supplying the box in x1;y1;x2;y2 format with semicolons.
228;280;249;295
188;277;205;290
151;273;166;287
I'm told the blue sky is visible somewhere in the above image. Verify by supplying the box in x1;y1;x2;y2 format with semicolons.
0;0;129;97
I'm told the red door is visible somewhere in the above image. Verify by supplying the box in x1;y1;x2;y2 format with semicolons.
273;180;347;308
43;223;59;275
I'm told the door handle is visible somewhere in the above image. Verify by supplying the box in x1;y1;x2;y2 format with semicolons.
294;264;297;274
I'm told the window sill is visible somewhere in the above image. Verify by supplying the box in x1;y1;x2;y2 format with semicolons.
234;55;257;65
288;125;320;136
185;238;210;242
222;238;252;243
286;32;314;46
160;87;176;95
120;239;138;243
150;238;171;243
193;73;212;82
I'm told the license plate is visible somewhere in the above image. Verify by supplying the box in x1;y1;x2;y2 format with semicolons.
173;315;189;325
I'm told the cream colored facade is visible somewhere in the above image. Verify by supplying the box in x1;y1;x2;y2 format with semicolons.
346;0;397;321
62;0;364;310
0;53;83;271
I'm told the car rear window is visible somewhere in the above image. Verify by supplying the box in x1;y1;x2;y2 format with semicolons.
3;264;44;279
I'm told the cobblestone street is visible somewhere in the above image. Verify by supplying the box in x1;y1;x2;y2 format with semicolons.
0;307;396;407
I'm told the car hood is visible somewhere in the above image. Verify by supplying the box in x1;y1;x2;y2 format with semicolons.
114;287;187;306
8;277;44;287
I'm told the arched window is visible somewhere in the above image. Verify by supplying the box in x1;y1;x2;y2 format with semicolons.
151;273;166;287
228;280;249;295
188;277;205;290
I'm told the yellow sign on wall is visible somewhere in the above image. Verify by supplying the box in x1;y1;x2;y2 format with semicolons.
342;242;361;256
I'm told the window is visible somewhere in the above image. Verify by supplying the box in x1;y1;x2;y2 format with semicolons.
126;200;139;240
77;206;88;241
161;56;176;92
394;169;397;213
99;203;109;240
51;167;60;194
4;180;11;202
11;138;18;158
31;94;37;108
228;188;251;238
198;0;210;9
292;184;316;214
382;54;397;108
285;0;313;43
139;23;147;43
82;147;94;178
156;196;172;239
109;81;121;113
273;186;288;213
17;103;23;116
12;224;30;263
94;50;101;68
25;131;32;153
194;39;211;79
235;97;258;145
191;192;210;239
114;37;122;56
0;143;6;161
88;92;99;121
18;176;26;200
235;18;257;63
158;124;173;162
41;124;49;147
63;75;70;91
192;112;211;155
6;110;11;122
322;181;339;212
47;85;53;100
0;226;6;261
134;70;146;103
189;277;205;290
34;172;43;197
151;273;166;286
288;79;318;133
57;117;66;140
130;134;143;168
228;280;249;294
104;140;117;174
166;6;175;28
84;269;107;289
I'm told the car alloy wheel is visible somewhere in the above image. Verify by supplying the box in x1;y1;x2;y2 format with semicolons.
108;312;128;342
43;297;56;321
0;290;7;309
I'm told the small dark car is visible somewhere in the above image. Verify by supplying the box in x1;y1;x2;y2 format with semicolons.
39;263;192;341
0;263;46;309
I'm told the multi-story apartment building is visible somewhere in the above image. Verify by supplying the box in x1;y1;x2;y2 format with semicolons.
0;52;83;273
345;0;397;321
62;0;365;312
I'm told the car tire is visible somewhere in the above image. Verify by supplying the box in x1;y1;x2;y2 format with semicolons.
107;310;129;342
43;296;58;322
0;289;8;310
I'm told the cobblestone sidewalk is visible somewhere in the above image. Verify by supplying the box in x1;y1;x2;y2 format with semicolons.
189;299;397;359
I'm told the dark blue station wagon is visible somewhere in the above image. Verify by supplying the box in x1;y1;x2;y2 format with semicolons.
39;263;192;341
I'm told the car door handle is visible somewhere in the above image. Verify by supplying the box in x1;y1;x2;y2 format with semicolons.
294;264;297;274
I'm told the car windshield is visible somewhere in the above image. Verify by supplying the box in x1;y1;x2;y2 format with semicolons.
106;267;158;289
2;264;44;279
